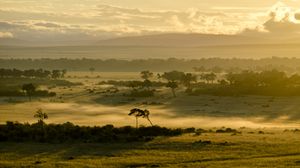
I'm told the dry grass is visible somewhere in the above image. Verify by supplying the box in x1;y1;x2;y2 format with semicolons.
0;131;300;167
1;72;300;167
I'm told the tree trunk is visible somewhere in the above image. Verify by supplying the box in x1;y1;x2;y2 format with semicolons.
171;88;176;97
147;117;153;126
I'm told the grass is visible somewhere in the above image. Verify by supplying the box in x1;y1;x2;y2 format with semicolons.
0;131;300;167
1;72;300;167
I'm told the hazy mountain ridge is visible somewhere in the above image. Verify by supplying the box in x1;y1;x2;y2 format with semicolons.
96;33;269;47
2;32;300;47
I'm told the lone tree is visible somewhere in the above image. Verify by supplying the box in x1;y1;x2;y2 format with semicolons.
34;108;48;124
129;108;153;128
22;83;36;101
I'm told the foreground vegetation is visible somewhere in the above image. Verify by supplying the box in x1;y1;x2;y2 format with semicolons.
1;65;300;167
0;129;299;167
0;121;185;143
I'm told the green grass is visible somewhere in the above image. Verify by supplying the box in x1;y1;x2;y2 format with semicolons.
0;131;300;167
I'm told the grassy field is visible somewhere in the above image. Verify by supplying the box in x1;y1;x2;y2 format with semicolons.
1;131;300;167
1;72;300;128
1;72;300;167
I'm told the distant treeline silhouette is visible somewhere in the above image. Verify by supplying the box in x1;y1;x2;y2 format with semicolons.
1;57;300;72
98;69;300;97
191;69;300;96
0;121;186;143
0;68;66;78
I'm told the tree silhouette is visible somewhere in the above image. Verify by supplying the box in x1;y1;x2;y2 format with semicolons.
162;71;184;97
142;79;152;90
157;73;162;81
166;81;178;97
34;108;48;124
200;72;217;84
161;71;185;82
61;69;67;78
22;83;36;101
140;70;153;80
51;70;61;79
182;73;197;91
129;108;153;128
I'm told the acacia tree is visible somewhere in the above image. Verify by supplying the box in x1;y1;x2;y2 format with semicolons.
157;73;162;82
166;81;178;97
200;73;217;84
128;108;153;128
34;108;48;124
162;71;184;97
51;70;61;79
61;69;67;78
22;83;36;101
141;71;153;90
140;70;153;80
182;73;197;91
142;79;152;90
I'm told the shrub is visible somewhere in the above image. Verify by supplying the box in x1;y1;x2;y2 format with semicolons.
0;122;184;143
216;128;239;133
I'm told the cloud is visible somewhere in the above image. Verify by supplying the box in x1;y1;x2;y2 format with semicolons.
94;4;260;35
34;22;63;28
241;2;300;38
0;4;261;43
1;2;300;44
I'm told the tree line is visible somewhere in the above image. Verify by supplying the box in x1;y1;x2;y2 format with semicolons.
2;57;300;72
0;68;66;79
193;70;300;96
100;69;300;97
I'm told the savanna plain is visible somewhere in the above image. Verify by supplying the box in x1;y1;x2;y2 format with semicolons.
1;69;300;168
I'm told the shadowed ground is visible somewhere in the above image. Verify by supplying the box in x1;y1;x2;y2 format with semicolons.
0;131;300;167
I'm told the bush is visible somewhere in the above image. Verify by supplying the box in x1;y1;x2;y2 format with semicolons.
216;128;239;133
0;122;184;143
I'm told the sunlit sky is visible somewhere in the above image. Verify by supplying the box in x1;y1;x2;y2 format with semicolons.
1;0;300;43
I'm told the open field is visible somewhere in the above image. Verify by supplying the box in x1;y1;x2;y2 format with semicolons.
1;71;300;168
1;131;300;168
1;72;300;128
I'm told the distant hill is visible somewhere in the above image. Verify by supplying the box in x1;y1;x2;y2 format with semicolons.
2;43;300;59
0;38;28;46
2;33;300;47
96;33;287;47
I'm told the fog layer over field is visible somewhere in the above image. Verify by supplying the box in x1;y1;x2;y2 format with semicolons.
1;97;299;129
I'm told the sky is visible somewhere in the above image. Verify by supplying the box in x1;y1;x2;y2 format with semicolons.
1;0;300;43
